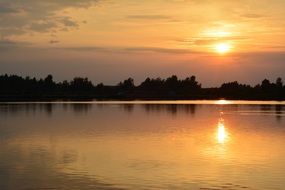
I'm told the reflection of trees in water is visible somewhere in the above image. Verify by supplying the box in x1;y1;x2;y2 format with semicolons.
260;104;272;112
70;104;92;114
0;103;95;116
88;103;197;116
43;103;53;116
121;104;134;113
92;104;195;115
142;104;196;116
0;104;54;116
259;104;285;121
275;105;283;122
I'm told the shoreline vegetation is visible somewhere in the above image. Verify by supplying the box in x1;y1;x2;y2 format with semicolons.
0;74;284;101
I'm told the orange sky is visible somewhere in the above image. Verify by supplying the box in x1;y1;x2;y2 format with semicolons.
0;0;285;86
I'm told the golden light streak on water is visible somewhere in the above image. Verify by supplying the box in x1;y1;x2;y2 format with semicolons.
217;118;228;144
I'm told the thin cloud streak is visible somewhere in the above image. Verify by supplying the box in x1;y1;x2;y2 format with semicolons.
0;0;100;36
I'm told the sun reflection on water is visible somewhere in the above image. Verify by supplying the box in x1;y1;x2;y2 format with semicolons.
217;117;229;144
215;100;232;105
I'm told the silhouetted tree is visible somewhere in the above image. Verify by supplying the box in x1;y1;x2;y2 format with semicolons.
276;77;283;88
118;78;135;91
181;76;201;90
261;79;272;92
43;74;56;92
139;77;164;90
165;75;179;90
70;77;94;92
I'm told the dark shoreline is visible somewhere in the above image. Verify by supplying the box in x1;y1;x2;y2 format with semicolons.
0;95;284;102
1;74;284;102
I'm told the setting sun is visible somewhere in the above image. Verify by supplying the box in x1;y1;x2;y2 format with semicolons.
215;43;232;54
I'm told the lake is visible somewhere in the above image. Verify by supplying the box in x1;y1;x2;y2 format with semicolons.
0;101;285;190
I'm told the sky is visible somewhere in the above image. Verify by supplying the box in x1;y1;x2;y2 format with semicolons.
0;0;285;87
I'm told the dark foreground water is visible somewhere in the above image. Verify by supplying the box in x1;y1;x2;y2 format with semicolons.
0;101;285;190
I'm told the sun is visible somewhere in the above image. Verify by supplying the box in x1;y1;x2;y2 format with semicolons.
214;43;232;54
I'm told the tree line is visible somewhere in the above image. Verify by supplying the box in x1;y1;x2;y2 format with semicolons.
0;74;284;100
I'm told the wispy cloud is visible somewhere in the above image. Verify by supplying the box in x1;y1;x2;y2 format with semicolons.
240;13;267;19
175;36;251;46
49;40;60;44
0;0;100;37
0;39;31;51
127;15;173;20
57;46;201;55
124;47;200;54
0;2;18;13
0;39;30;46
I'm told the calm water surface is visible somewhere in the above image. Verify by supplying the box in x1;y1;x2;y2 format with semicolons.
0;101;285;190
